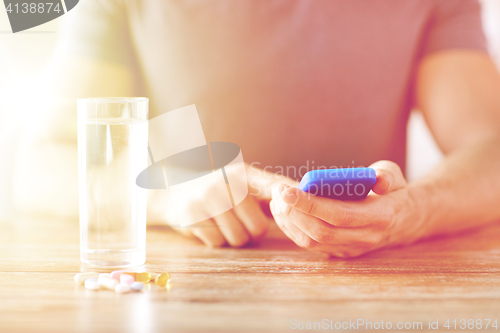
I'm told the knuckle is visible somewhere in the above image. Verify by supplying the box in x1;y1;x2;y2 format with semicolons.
196;231;227;248
335;208;353;227
352;233;385;250
370;233;385;245
300;236;315;249
356;233;382;248
301;199;315;215
208;238;226;248
229;235;251;248
372;211;393;229
311;228;331;244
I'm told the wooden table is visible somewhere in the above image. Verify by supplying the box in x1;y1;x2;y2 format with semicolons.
1;216;500;333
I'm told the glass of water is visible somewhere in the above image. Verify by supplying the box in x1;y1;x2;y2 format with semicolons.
77;97;149;268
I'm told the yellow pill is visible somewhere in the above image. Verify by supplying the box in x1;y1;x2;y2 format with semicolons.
122;272;152;283
155;272;170;287
134;272;151;283
148;273;159;282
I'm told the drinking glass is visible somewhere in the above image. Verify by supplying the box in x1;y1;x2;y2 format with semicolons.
77;97;149;267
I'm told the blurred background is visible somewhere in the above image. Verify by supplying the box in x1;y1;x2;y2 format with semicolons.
1;0;500;221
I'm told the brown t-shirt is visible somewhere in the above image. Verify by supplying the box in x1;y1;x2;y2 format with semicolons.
65;0;487;179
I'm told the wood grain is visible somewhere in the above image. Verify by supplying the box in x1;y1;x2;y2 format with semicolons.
1;216;500;332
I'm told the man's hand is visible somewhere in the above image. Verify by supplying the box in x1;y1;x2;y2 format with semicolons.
172;163;298;247
270;161;424;257
175;194;270;248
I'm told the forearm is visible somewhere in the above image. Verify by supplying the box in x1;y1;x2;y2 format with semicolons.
410;135;500;239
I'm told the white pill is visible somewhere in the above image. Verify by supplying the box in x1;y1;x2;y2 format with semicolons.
84;278;100;291
130;282;144;291
99;273;111;279
98;276;119;290
74;272;99;285
115;283;131;294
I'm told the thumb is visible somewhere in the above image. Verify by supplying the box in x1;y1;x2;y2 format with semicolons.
369;160;407;195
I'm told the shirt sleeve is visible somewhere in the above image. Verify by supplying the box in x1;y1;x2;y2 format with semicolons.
423;0;488;55
59;0;135;66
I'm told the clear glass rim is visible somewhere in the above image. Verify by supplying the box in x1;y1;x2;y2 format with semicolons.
77;97;149;104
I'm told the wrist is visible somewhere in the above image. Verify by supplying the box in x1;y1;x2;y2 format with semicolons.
406;181;438;240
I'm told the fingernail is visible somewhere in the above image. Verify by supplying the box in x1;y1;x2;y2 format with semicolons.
282;191;298;205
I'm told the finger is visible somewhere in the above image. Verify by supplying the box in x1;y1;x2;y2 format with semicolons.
189;219;227;248
175;226;194;238
213;210;251;247
275;205;380;257
275;213;318;250
284;206;385;247
271;198;318;249
270;200;296;241
281;187;388;227
272;183;291;215
271;194;381;257
272;205;373;257
233;195;270;242
369;160;407;195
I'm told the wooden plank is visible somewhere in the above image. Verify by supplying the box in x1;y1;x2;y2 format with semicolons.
1;217;500;332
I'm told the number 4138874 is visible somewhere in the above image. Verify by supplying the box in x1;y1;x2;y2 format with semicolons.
5;3;62;14
444;319;498;330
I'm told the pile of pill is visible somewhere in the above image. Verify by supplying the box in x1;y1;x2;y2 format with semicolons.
74;270;171;294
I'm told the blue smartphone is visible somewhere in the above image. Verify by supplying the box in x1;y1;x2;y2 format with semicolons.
298;168;376;201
